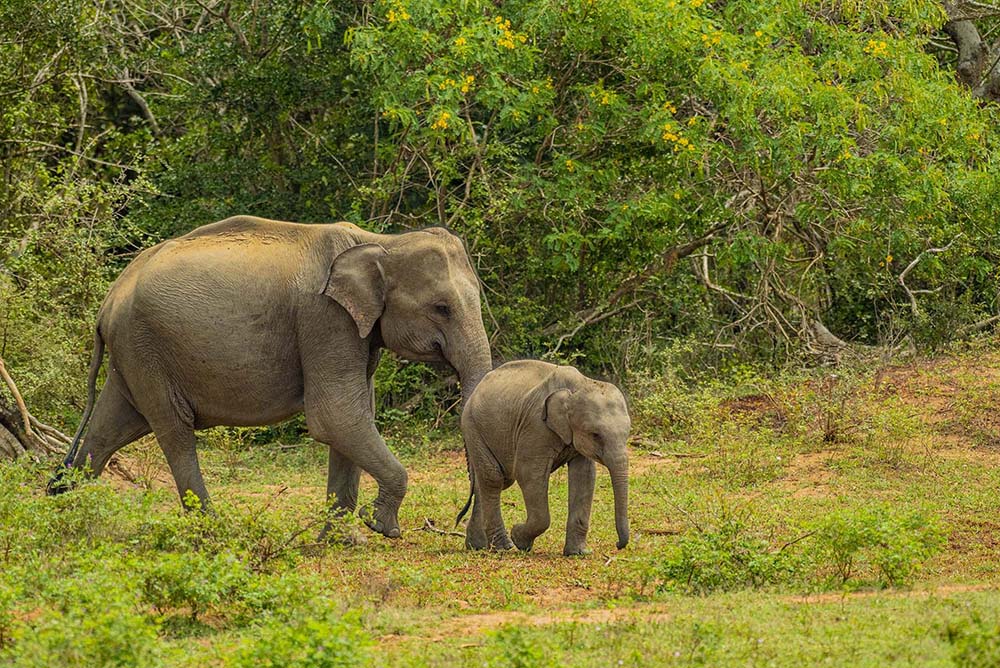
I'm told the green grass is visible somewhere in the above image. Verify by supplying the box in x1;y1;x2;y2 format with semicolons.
2;347;1000;666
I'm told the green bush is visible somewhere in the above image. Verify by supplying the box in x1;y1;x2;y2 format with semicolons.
3;593;160;668
812;506;945;588
946;614;1000;668
655;515;801;595
229;608;372;668
140;551;250;621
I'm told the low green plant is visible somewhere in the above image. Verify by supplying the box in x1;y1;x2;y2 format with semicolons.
140;551;249;621
655;515;802;595
229;607;371;668
3;592;160;668
946;614;1000;668
812;506;944;588
487;625;557;668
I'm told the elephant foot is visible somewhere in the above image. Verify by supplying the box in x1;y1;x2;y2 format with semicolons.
359;503;401;539
563;544;591;557
511;525;535;552
46;465;77;496
488;533;514;551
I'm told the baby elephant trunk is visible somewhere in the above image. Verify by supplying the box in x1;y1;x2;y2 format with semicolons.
606;453;630;549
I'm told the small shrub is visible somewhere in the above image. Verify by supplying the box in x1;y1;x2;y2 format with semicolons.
655;516;801;594
229;608;371;668
140;552;249;620
812;506;944;588
3;596;160;668
488;625;556;668
945;614;1000;668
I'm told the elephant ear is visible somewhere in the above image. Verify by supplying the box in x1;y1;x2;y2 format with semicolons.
322;243;388;339
543;389;574;445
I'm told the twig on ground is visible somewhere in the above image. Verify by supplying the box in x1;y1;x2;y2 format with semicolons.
420;517;466;538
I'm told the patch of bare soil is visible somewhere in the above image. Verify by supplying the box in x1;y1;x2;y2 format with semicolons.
779;450;837;499
719;393;788;430
876;352;1000;446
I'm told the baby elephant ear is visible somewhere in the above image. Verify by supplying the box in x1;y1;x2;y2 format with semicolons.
543;389;573;445
323;243;388;339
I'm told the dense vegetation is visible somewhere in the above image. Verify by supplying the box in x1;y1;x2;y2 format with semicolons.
3;0;1000;424
2;1;1000;665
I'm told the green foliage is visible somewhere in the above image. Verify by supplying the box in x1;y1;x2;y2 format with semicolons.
487;626;556;668
140;551;249;620
813;506;945;588
654;501;943;594
655;514;801;595
946;614;1000;668
3;0;1000;426
230;608;371;668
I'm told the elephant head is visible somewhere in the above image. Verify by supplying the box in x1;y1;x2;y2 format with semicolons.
324;227;492;404
543;376;631;549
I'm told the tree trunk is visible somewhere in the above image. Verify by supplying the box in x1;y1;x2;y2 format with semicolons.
0;357;68;461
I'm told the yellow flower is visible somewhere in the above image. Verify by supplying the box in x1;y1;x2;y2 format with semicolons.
690;0;704;6
386;4;410;23
687;116;697;126
565;159;575;172
431;111;451;130
460;74;475;94
864;39;888;57
600;92;611;105
454;36;467;47
755;30;763;38
886;254;893;264
674;191;682;199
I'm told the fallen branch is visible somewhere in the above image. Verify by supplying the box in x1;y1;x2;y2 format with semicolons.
957;313;1000;335
420;517;466;538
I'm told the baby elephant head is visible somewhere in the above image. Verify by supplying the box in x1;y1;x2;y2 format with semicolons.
543;377;631;549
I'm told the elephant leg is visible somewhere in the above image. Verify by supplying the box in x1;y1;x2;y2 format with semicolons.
563;455;596;556
317;448;366;544
323;358;375;515
325;447;362;513
464;484;489;550
306;403;407;539
512;464;552;552
476;483;513;550
150;420;209;510
70;374;152;475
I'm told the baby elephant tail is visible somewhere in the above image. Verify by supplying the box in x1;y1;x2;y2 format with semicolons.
455;484;473;527
454;475;474;527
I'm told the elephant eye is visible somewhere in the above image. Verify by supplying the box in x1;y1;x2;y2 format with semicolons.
434;303;452;318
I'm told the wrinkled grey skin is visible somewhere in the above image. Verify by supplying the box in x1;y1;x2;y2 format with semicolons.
458;360;630;556
49;216;492;540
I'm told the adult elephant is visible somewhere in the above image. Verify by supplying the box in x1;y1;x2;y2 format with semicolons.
48;216;493;539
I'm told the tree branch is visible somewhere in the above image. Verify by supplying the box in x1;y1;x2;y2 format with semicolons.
898;238;958;317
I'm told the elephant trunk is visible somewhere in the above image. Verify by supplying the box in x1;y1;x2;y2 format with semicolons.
606;452;630;549
450;321;492;409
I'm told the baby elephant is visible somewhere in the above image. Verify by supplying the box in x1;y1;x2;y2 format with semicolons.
457;360;631;556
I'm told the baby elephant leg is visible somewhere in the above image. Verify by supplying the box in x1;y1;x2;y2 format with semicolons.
477;483;514;550
563;455;596;556
511;465;551;552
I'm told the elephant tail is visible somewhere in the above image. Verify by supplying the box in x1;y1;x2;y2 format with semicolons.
454;482;473;527
47;328;104;494
454;456;474;527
